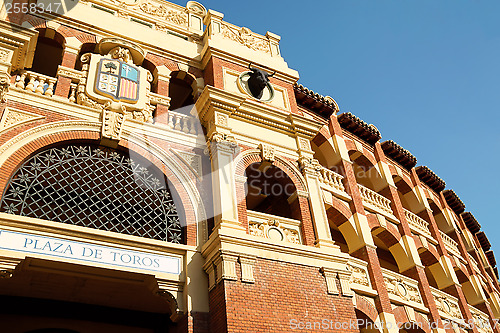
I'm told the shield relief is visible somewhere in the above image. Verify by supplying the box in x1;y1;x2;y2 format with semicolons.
85;54;149;112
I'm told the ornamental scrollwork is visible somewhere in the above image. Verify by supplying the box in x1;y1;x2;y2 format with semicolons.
221;24;271;54
139;3;188;26
249;219;301;244
383;276;421;303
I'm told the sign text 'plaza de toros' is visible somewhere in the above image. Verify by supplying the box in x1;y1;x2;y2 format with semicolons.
0;0;498;332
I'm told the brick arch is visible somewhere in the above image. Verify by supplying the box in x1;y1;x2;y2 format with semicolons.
35;27;66;48
346;143;378;168
311;127;342;169
368;213;418;272
170;70;199;97
233;149;315;245
393;306;431;333
354;294;379;324
326;196;360;253
0;128;201;246
145;53;180;72
234;149;307;192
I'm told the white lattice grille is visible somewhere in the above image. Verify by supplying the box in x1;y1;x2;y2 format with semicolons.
1;144;183;243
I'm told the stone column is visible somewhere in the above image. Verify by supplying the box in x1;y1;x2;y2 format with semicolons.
208;133;245;233
298;156;336;249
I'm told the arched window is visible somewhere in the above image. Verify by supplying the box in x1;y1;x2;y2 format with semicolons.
169;71;196;112
245;162;296;219
30;36;64;77
1;143;183;243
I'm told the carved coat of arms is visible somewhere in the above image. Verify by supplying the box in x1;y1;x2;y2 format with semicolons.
77;38;154;145
95;59;140;102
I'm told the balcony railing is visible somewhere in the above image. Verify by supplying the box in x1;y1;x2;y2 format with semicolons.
167;111;199;135
404;209;434;240
14;71;57;97
440;231;462;258
381;267;423;307
317;165;345;193
430;286;463;321
358;184;393;215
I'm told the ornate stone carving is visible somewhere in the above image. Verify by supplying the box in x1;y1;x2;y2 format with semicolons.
473;314;493;333
248;218;301;244
435;296;462;319
298;156;322;176
0;49;10;62
384;276;421;303
299;138;310;150
176;151;202;177
216;113;228;126
186;1;206;16
347;264;370;287
0;73;10;102
259;143;275;163
139;3;188;26
221;24;271;54
101;104;125;141
0;108;44;132
76;39;155;138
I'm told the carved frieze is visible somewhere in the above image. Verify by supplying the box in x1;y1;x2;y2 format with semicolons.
384;276;422;304
139;3;188;26
221;24;271;54
435;296;462;319
347;264;370;287
248;218;301;244
176;150;202;177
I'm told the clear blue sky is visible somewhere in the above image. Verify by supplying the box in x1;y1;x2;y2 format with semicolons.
190;1;500;264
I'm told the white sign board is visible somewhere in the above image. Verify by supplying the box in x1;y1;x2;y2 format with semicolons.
0;230;181;275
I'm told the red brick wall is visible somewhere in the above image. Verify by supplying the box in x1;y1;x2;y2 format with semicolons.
210;258;359;333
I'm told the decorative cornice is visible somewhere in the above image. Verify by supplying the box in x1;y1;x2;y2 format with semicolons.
381;140;417;171
476;231;491;252
338;112;381;145
195;86;324;140
294;83;339;118
485;250;496;267
461;212;481;234
443;189;465;215
415;166;446;193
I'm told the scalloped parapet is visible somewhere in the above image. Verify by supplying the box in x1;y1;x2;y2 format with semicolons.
461;212;481;234
338;112;381;145
381;140;417;171
415;166;446;193
294;83;339;118
443;189;466;215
